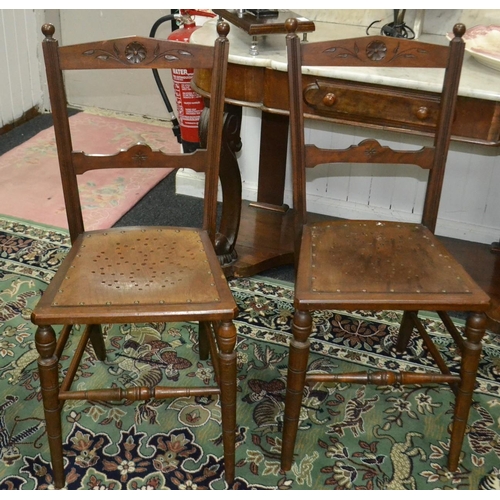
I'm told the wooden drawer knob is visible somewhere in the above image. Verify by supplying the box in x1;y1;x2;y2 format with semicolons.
322;92;336;106
416;106;429;120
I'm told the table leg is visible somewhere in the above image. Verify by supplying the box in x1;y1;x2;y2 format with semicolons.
251;111;290;211
199;103;243;267
200;103;296;277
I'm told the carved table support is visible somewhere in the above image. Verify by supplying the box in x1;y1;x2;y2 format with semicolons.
200;102;243;271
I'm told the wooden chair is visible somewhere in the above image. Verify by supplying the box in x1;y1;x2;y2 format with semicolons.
282;19;491;474
32;22;237;488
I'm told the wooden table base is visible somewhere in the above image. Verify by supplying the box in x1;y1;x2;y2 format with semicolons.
222;201;295;277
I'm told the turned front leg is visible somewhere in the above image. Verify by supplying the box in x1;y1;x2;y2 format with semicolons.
35;325;65;489
216;320;237;486
281;309;313;471
448;312;486;471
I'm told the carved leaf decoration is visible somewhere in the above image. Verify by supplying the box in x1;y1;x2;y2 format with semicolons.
113;43;120;57
353;42;360;54
164;54;180;61
178;50;193;57
323;46;360;61
97;55;110;61
83;49;95;56
154;43;160;57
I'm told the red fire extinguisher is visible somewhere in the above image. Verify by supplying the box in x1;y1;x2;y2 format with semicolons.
168;9;216;153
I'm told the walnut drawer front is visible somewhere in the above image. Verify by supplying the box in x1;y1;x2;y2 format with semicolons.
303;80;441;134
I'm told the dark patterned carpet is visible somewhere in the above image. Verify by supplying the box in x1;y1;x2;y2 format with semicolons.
0;215;499;490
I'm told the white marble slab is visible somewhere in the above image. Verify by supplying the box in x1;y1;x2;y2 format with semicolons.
192;17;500;101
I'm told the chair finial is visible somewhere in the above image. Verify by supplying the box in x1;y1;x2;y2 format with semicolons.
217;20;230;38
285;18;298;34
453;23;466;38
42;23;55;39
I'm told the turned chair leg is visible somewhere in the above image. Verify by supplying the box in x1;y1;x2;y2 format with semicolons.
448;312;486;471
35;325;65;489
281;310;313;471
216;320;237;486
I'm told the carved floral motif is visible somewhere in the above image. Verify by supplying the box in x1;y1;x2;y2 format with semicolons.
125;42;147;64
366;41;387;61
82;41;195;66
322;40;429;64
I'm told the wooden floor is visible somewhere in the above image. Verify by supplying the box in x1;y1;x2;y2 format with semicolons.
231;202;500;334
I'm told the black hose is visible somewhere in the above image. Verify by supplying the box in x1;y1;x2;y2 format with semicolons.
149;14;181;143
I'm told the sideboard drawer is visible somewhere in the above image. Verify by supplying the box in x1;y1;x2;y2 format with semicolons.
303;80;440;133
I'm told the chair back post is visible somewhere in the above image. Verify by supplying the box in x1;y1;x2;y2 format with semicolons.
285;19;309;260
42;24;85;243
422;23;465;232
202;21;230;244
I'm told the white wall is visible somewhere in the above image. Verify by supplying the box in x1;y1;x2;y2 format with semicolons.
0;9;45;127
58;9;177;118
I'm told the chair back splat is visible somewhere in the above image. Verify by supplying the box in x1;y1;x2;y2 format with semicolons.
32;22;239;488
281;18;490;475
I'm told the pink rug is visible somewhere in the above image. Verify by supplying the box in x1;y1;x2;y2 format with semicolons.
0;112;179;230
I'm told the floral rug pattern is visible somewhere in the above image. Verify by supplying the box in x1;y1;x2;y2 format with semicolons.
0;215;499;490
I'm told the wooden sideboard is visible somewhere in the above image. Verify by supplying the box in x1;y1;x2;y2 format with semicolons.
193;61;500;265
191;22;500;331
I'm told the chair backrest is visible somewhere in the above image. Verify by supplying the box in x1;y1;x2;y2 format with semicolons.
41;22;230;244
285;18;465;237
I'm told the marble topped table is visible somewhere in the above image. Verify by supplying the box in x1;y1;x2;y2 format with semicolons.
189;17;500;330
192;18;500;107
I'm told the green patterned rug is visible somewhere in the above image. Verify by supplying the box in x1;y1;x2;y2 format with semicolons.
0;214;499;490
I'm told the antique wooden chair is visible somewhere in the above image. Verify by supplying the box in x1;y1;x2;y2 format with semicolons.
282;19;490;474
32;22;237;488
